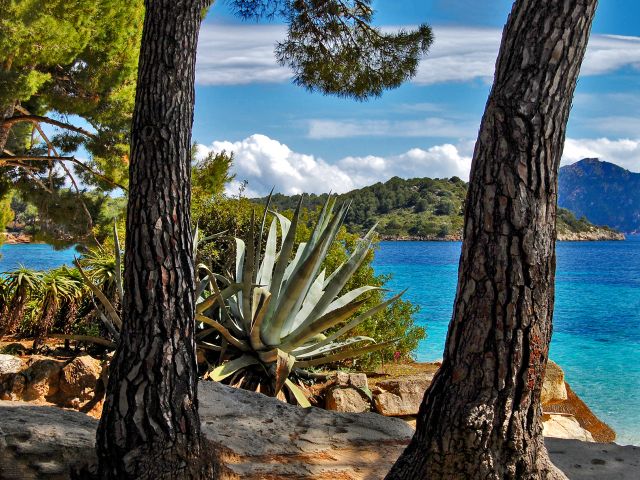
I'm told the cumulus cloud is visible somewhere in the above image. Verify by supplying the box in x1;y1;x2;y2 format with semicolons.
563;138;640;172
197;134;640;197
196;134;472;196
195;24;640;86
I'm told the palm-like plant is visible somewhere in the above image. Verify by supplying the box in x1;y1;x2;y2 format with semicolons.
198;197;404;406
0;267;42;336
32;267;85;349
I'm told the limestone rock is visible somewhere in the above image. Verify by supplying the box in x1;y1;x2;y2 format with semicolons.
542;360;568;405
335;371;369;390
21;358;65;401
59;356;102;401
373;375;434;416
1;384;639;480
543;413;595;442
325;387;370;413
0;401;97;479
0;354;24;377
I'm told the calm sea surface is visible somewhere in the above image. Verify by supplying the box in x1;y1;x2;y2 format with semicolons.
1;240;638;445
374;238;640;446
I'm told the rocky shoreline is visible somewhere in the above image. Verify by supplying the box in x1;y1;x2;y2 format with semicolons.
381;228;625;242
2;232;35;244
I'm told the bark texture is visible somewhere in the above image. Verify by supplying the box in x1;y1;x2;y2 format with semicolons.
386;1;598;479
95;1;216;478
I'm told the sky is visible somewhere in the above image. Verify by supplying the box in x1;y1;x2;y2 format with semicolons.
192;0;640;196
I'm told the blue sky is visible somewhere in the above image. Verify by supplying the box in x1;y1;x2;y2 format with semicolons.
191;1;640;196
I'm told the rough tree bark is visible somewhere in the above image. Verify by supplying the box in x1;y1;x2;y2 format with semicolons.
386;1;598;479
95;1;216;478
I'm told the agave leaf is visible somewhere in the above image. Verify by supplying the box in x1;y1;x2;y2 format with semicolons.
195;282;242;315
193;224;200;263
285;269;326;337
293;336;376;359
282;242;306;285
301;195;334;262
272;203;349;341
274;349;296;395
284;378;311;408
196;274;210;300
235;238;246;283
257;218;278;289
302;225;376;326
250;289;272;351
261;198;303;343
74;259;122;330
255;189;273;277
271;210;291;243
196;313;250;352
209;355;259;382
295;290;406;357
324;286;381;315
295;340;399;368
242;211;256;329
113;221;123;302
323;262;344;289
281;298;368;351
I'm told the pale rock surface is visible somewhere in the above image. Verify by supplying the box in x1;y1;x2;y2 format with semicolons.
544;414;595;442
325;387;371;413
59;355;102;402
373;375;434;416
1;383;639;480
542;360;568;404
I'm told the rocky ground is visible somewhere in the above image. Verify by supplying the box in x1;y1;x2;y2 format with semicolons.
0;348;637;479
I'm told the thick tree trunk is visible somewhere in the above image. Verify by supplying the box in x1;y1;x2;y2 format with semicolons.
95;1;216;478
386;1;597;479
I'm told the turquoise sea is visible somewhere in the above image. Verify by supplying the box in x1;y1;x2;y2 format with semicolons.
1;240;638;445
374;239;640;446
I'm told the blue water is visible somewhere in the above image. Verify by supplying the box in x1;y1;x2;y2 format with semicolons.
374;239;640;446
0;243;79;272
1;240;638;445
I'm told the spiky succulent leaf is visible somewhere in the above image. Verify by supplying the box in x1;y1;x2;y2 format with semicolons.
209;355;259;382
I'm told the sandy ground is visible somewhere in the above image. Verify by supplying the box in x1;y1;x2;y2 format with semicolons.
547;438;640;479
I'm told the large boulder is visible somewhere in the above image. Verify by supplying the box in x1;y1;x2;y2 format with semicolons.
1;383;639;480
542;360;568;405
325;387;371;413
21;358;65;402
59;355;103;402
372;375;434;417
0;355;26;401
543;413;595;442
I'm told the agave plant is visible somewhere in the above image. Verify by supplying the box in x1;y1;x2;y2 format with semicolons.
197;197;404;406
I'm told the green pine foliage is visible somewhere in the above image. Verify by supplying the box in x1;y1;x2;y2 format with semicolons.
259;175;617;239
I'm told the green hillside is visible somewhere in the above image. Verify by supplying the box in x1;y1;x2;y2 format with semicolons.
258;175;620;240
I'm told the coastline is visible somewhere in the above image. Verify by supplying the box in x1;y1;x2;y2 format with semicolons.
1;232;35;245
380;228;625;242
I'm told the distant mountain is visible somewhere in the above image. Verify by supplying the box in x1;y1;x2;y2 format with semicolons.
559;158;640;233
258;174;622;241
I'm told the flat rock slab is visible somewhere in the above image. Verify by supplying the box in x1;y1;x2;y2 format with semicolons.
546;438;640;479
1;383;639;480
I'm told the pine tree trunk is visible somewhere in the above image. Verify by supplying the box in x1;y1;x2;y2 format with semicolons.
386;1;597;479
95;1;217;478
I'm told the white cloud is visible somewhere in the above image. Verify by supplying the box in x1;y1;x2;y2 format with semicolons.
195;24;640;86
562;138;640;172
197;134;640;197
196;134;472;196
